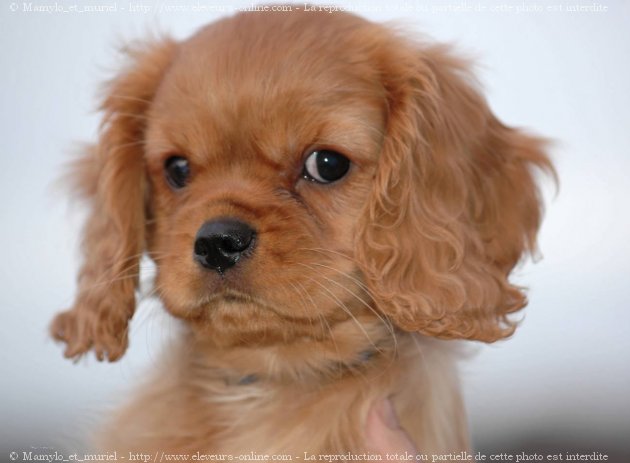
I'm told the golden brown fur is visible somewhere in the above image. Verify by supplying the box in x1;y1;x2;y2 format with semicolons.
51;9;553;456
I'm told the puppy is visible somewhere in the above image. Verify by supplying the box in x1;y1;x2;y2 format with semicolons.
51;8;553;456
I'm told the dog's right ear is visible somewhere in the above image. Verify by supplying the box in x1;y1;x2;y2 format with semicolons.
51;38;177;362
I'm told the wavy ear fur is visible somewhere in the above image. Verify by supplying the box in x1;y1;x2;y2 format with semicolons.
51;38;177;361
356;41;555;342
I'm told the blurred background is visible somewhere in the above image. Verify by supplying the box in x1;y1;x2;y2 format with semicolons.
1;0;629;460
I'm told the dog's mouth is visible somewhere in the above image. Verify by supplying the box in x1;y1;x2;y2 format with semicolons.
221;292;249;304
192;288;306;321
196;288;259;309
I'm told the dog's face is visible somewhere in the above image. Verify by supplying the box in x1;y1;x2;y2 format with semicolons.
143;21;384;346
51;11;552;361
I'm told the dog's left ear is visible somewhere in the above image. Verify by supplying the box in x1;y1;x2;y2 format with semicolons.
51;38;177;361
355;42;555;342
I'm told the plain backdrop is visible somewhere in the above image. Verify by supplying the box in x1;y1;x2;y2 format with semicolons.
1;0;629;458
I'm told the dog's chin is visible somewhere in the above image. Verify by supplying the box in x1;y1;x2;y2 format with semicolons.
167;289;333;348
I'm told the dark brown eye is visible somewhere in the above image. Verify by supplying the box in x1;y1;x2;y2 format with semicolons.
164;156;190;189
302;150;350;184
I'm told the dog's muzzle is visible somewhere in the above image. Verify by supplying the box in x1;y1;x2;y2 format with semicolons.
193;218;256;275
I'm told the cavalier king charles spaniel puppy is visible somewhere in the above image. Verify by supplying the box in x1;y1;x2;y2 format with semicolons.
51;8;553;457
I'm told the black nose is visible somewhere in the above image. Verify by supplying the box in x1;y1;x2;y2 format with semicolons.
193;218;256;274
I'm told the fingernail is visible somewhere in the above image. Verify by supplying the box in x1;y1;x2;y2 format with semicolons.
377;399;401;430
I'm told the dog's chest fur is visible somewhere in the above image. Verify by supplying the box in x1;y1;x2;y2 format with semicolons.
98;333;468;455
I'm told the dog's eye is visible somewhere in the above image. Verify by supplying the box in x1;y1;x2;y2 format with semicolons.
164;156;190;189
302;150;350;184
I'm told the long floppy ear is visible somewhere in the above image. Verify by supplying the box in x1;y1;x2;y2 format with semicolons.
356;42;555;342
51;38;177;361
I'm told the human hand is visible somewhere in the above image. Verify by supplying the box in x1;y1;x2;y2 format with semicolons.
364;398;418;459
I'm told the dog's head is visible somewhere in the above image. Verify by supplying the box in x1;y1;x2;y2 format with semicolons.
51;10;553;361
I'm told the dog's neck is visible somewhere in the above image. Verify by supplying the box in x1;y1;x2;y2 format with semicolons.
221;348;380;386
184;317;397;387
